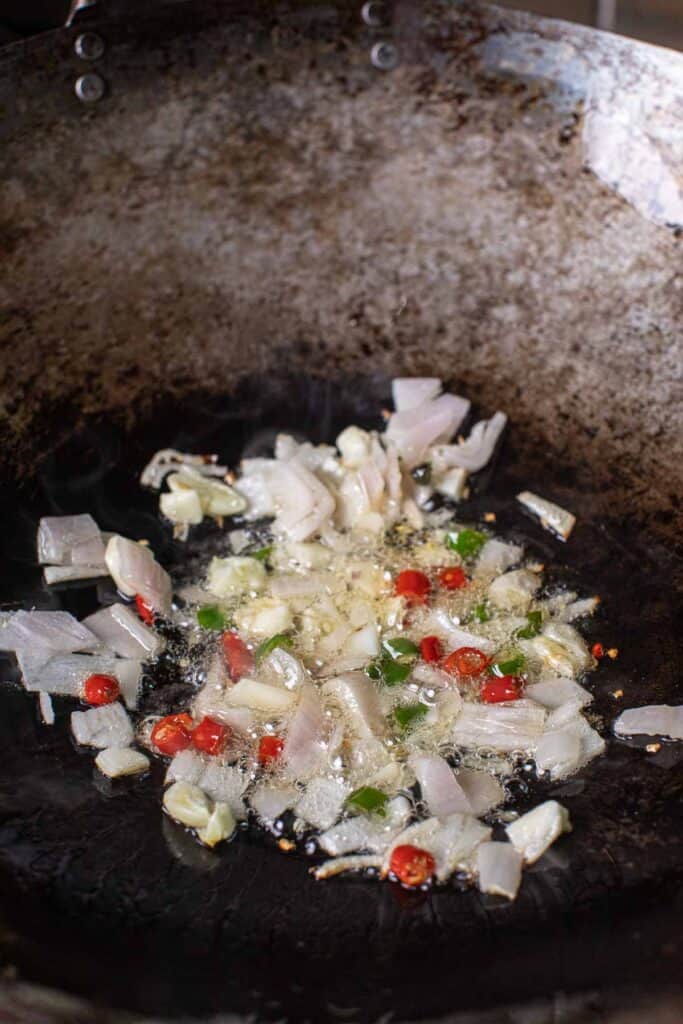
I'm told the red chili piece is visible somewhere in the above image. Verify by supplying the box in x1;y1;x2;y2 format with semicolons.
420;635;443;663
395;570;431;605
443;646;490;677
192;716;230;756
258;735;284;766
135;594;155;625
481;676;523;703
221;630;255;681
438;566;468;591
83;673;120;706
151;713;194;756
591;642;605;659
389;845;436;887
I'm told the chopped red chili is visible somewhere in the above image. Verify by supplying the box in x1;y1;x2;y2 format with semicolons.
258;735;284;766
221;630;255;681
135;594;154;625
481;676;523;703
389;845;436;887
83;673;120;706
438;566;468;591
419;635;443;663
192;716;230;756
151;713;194;756
394;570;431;605
443;646;490;677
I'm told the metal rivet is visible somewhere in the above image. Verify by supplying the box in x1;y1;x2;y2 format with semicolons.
370;41;399;71
75;73;106;103
361;1;385;27
74;32;105;61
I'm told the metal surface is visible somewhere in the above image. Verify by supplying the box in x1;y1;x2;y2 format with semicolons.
0;1;682;1020
74;31;105;60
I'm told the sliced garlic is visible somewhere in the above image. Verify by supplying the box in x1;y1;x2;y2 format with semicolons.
197;802;236;848
163;781;212;829
225;677;296;713
206;556;267;599
95;746;150;778
160;488;203;525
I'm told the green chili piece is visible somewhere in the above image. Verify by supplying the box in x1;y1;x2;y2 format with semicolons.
196;605;227;631
393;703;428;731
251;546;273;562
382;637;419;659
472;602;491;624
446;528;488;560
346;786;389;817
490;652;526;677
516;610;543;639
255;633;293;663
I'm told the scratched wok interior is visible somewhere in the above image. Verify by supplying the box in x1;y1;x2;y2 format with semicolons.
0;2;682;1022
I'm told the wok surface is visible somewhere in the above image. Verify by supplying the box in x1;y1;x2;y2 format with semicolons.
0;0;682;1019
0;375;681;1021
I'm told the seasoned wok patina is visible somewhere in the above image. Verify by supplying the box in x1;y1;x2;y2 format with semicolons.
0;1;681;1021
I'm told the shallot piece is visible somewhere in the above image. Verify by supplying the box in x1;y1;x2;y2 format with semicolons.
312;855;383;880
613;705;683;741
140;449;228;490
516;491;576;541
386;394;471;468
476;841;523;900
0;611;100;666
391;377;442;412
37;514;105;567
104;535;172;615
38;692;55;725
431;411;507;472
83;603;165;659
505;800;571;864
71;702;134;749
282;684;326;779
410;754;471;818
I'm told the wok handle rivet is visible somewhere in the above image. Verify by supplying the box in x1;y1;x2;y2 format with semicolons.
74;32;105;61
75;73;106;103
370;41;399;71
361;1;386;27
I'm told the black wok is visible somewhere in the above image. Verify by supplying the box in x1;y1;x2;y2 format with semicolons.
0;2;681;1020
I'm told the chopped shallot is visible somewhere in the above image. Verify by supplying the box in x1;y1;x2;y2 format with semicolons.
312;854;382;880
516;491;576;541
140;449;228;489
83;603;165;659
37;514;105;567
71;702;134;749
38;692;55;725
613;705;683;741
104;535;172;615
431;411;507;472
506;800;571;863
476;841;523;900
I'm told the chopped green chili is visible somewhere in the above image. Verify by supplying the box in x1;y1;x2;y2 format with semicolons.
255;633;293;663
346;786;389;817
516;610;543;639
472;601;491;624
251;546;273;562
490;652;526;677
382;637;419;659
393;703;428;731
446;528;488;559
196;605;227;631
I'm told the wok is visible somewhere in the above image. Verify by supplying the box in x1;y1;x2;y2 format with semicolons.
0;1;682;1020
